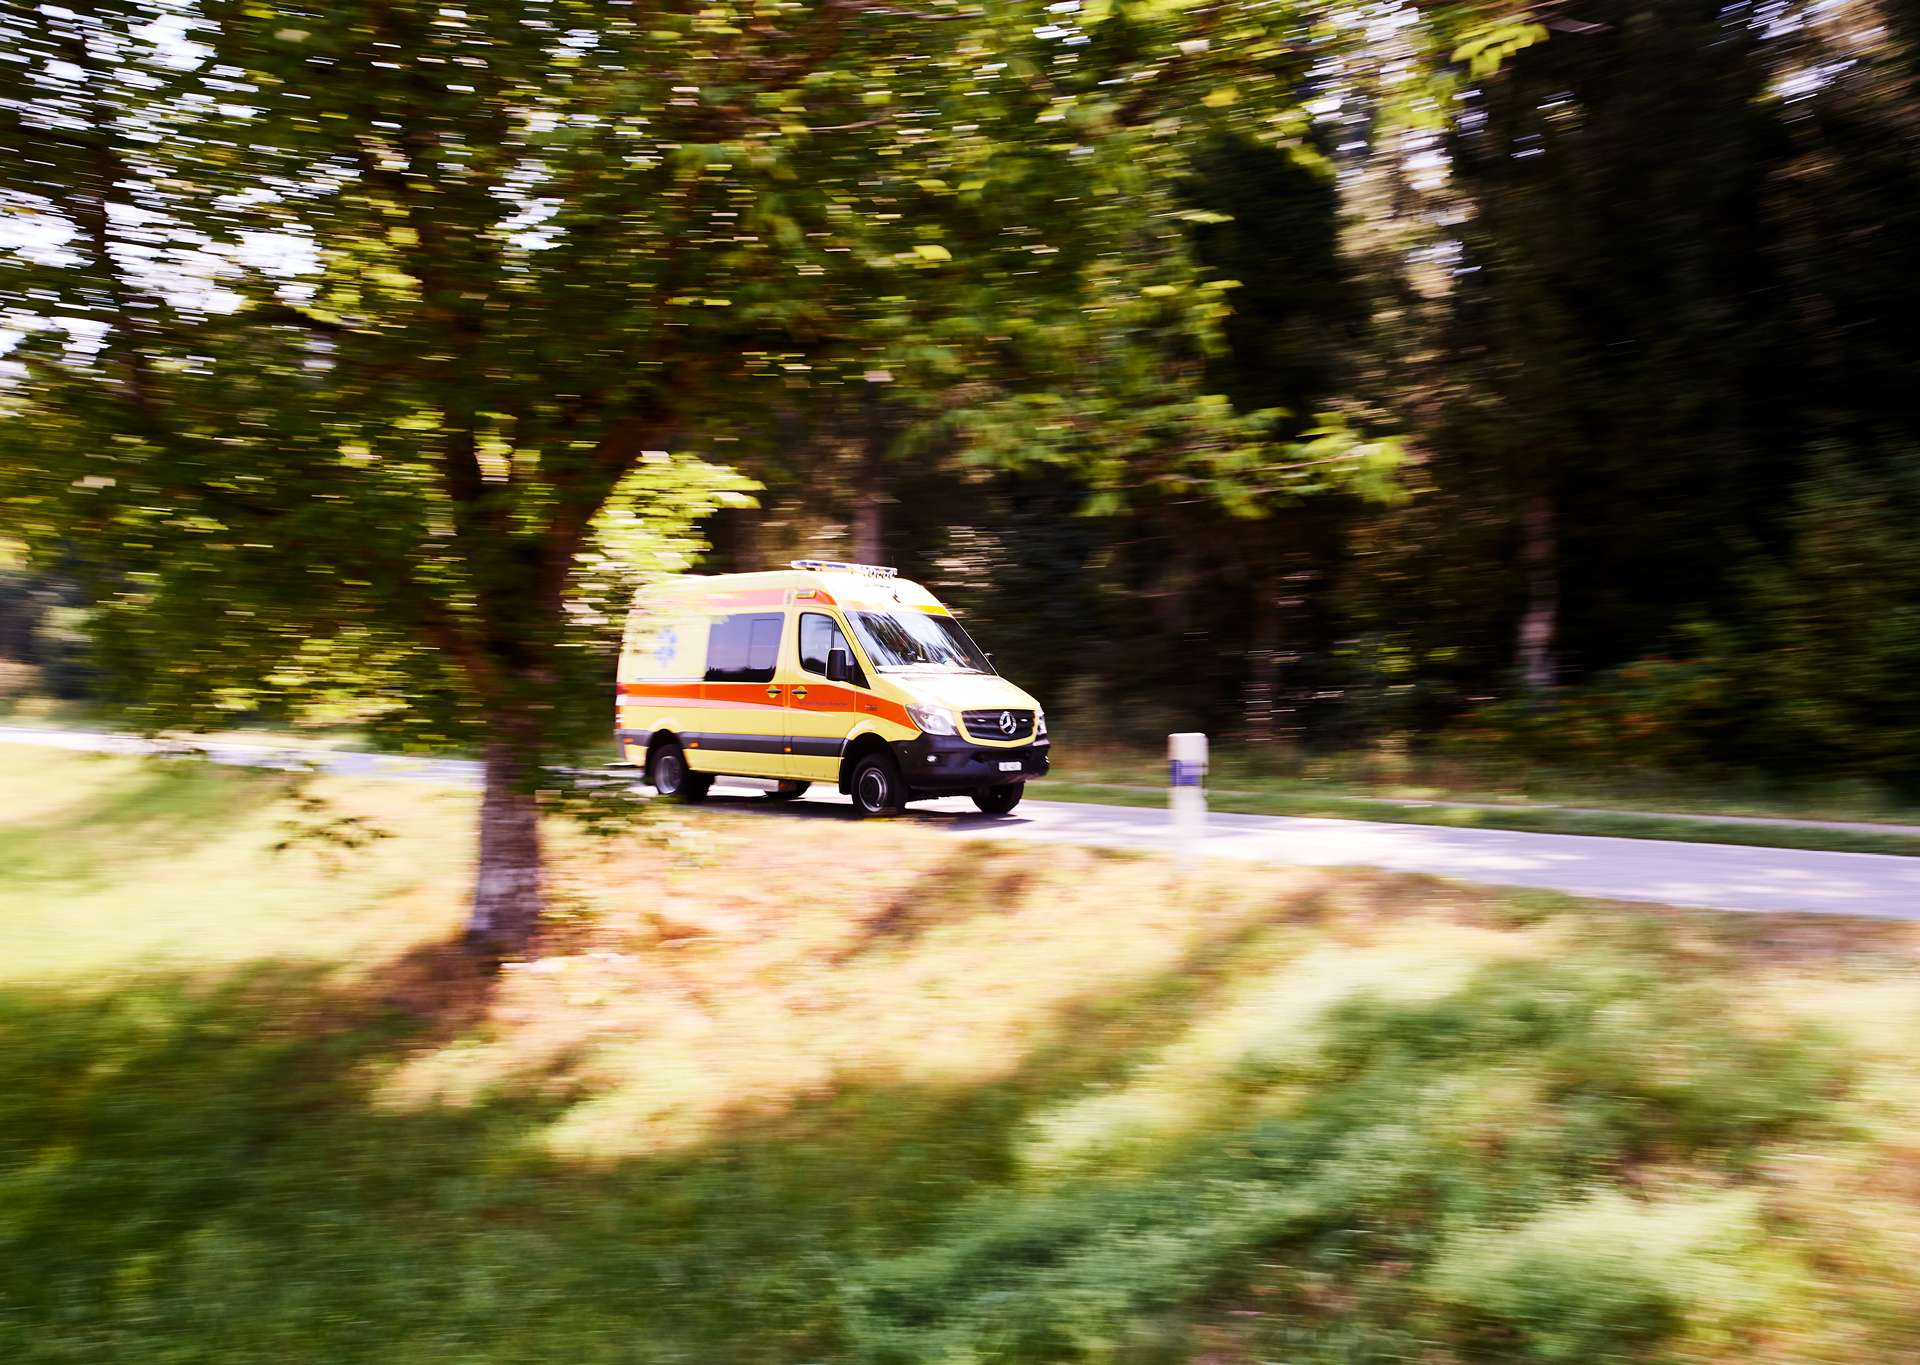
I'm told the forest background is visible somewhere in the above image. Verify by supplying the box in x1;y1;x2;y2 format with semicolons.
5;0;1920;797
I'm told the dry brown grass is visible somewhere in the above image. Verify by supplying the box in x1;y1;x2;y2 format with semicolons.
383;813;1353;1157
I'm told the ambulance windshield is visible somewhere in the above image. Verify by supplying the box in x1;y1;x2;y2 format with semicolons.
847;611;993;674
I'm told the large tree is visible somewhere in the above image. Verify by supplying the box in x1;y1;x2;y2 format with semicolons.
2;0;1456;947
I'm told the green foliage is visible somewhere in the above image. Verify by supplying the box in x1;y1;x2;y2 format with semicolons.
0;0;1459;778
1448;656;1729;770
0;967;834;1364
844;953;1837;1364
0;555;92;704
1431;444;1920;788
1429;1192;1698;1363
267;777;395;873
1450;21;1550;80
1730;447;1920;785
0;0;1502;940
1335;0;1807;736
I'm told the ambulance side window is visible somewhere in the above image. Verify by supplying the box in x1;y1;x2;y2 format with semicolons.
705;612;784;683
798;612;866;688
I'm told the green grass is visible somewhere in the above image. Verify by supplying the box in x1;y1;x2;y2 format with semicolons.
1029;778;1920;857
0;747;473;981
5;743;1920;1363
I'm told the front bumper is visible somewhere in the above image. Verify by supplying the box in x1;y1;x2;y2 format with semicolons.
891;733;1050;795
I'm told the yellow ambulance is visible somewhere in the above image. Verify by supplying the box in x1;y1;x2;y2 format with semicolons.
615;560;1050;816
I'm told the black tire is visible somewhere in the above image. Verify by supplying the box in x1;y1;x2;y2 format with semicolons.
971;783;1024;815
764;780;811;802
649;739;711;803
850;753;906;817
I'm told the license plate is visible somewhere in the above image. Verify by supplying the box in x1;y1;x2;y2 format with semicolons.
998;761;1021;771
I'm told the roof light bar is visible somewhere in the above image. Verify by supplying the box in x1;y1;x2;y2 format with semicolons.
789;559;898;578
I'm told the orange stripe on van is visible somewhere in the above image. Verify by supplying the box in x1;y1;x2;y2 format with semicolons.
782;682;913;726
619;682;697;699
699;683;787;710
620;680;914;730
618;682;783;711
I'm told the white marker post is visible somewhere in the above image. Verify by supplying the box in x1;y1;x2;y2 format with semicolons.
1168;731;1208;874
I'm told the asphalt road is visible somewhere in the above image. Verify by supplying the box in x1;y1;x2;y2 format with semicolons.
0;725;481;785
6;726;1919;919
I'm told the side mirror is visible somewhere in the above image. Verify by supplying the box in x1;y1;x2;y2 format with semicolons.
826;648;852;683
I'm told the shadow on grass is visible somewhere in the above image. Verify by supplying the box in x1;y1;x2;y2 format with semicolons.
0;910;1261;1365
837;841;1038;962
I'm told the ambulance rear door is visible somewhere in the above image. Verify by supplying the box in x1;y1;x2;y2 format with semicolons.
618;600;706;762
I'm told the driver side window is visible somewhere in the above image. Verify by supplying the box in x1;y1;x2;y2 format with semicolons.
798;612;867;688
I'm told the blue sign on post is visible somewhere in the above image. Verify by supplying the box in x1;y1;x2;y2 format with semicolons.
1167;732;1208;874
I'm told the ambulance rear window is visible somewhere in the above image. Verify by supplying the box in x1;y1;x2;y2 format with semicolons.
705;612;783;683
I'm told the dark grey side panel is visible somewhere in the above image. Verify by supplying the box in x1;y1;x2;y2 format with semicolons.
617;728;844;759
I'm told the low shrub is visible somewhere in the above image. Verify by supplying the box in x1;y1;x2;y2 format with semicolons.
1445;657;1730;771
844;951;1840;1364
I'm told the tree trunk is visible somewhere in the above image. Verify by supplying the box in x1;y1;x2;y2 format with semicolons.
852;380;887;565
468;719;544;953
851;481;883;566
1245;576;1281;743
705;502;763;573
1516;493;1558;694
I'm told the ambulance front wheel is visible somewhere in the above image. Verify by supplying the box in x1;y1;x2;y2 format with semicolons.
851;754;906;818
972;783;1024;815
649;740;711;803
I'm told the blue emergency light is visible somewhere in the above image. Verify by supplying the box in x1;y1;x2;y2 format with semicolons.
789;560;898;578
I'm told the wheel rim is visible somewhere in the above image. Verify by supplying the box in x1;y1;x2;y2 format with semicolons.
657;753;683;793
858;768;889;810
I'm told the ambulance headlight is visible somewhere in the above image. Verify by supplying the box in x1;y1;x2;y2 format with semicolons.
1035;711;1047;738
906;703;957;736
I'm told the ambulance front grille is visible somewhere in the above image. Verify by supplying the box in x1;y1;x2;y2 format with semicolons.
961;709;1035;742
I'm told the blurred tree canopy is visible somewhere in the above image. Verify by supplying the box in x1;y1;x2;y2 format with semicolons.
859;0;1920;787
0;0;1446;944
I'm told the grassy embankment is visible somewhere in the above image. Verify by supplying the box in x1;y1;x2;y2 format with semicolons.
1036;744;1920;857
6;742;1920;1362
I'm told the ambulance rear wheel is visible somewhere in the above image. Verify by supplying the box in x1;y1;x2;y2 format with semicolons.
851;754;906;818
764;781;810;802
972;783;1024;815
649;740;711;803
